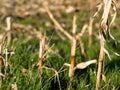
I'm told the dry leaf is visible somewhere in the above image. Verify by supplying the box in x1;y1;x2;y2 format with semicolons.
76;60;97;69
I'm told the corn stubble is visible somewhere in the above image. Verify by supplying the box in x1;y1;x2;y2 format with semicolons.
43;3;97;81
39;36;45;75
0;16;15;89
38;0;119;89
94;0;117;90
2;1;116;89
38;33;65;90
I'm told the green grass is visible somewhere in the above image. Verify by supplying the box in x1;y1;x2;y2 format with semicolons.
0;12;120;90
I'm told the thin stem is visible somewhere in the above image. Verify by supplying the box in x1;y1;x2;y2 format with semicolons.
78;38;87;57
39;36;45;75
69;56;76;77
69;15;77;78
88;18;93;46
44;4;72;40
6;16;12;45
96;35;105;90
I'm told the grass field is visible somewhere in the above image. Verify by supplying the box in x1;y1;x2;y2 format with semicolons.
0;1;120;90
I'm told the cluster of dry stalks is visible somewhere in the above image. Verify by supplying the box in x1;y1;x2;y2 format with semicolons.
35;3;97;89
0;16;15;89
94;0;118;90
43;3;98;79
40;0;118;90
0;15;57;89
0;0;119;90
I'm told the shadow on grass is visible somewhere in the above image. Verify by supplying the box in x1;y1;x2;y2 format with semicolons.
105;58;120;71
104;58;120;90
48;68;91;90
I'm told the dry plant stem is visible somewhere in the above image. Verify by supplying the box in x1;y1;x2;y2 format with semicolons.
96;0;112;89
72;15;77;34
76;24;88;57
39;57;43;74
69;42;76;78
96;35;105;90
6;17;12;45
100;0;112;39
39;36;45;75
69;15;77;78
0;56;2;88
5;49;8;75
102;0;112;23
78;38;86;57
108;2;117;41
44;4;72;40
76;24;88;39
88;18;93;46
45;3;87;58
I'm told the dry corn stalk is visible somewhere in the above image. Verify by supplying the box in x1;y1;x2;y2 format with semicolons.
44;3;88;58
95;0;117;90
0;41;8;88
76;24;88;57
96;34;105;90
38;31;58;75
6;16;13;45
43;3;72;40
39;36;45;75
88;18;94;46
69;15;77;77
0;17;15;88
78;38;87;57
44;3;93;78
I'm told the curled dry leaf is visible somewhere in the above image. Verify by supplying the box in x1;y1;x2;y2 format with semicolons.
103;48;111;60
108;1;117;41
76;60;97;69
100;18;108;39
